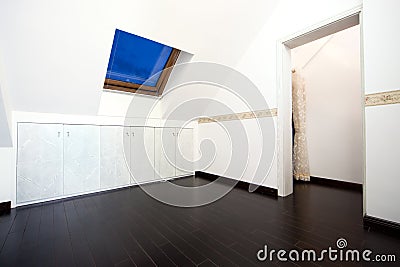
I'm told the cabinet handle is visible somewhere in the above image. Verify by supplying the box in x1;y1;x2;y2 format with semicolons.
67;131;70;137
58;131;61;137
132;132;135;136
126;132;129;136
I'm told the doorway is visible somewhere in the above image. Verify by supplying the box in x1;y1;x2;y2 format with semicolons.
291;24;362;185
276;5;365;212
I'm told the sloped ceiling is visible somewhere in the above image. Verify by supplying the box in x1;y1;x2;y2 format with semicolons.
0;53;12;147
0;0;277;116
0;84;12;147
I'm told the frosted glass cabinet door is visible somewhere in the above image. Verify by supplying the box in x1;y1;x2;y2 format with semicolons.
130;127;155;184
175;128;194;177
17;123;64;203
154;128;176;179
100;126;131;189
64;124;100;195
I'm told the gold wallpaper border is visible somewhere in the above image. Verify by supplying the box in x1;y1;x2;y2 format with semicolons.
198;108;277;124
197;90;400;124
365;90;400;107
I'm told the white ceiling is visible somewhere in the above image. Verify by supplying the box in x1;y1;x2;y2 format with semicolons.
0;0;278;115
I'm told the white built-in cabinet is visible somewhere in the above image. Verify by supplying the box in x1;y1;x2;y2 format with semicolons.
130;127;155;184
155;127;176;179
176;128;194;177
17;123;64;203
16;123;193;204
100;126;131;189
154;127;194;179
64;124;100;195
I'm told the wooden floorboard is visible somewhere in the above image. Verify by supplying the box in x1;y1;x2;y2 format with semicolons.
0;176;399;266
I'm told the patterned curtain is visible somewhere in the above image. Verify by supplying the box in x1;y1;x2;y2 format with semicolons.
292;70;310;181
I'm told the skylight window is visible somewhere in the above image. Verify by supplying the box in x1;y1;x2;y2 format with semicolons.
104;29;180;96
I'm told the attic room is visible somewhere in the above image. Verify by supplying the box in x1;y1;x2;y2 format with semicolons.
0;0;399;266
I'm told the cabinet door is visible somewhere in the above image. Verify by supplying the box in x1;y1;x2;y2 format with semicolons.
17;123;64;203
154;127;176;179
175;128;194;177
64;124;100;195
100;126;131;189
130;127;155;184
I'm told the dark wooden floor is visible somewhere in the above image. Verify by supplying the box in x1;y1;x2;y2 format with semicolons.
0;176;399;266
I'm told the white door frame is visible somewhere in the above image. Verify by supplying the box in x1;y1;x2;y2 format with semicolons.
276;5;365;202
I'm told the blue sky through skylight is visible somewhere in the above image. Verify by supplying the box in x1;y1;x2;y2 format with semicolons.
106;29;173;87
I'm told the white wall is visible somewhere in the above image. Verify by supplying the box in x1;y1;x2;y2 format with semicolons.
363;0;400;223
236;0;362;108
0;86;12;147
198;118;277;189
191;0;362;192
363;0;400;94
0;51;14;202
0;53;12;147
0;147;14;203
365;105;400;223
291;25;363;184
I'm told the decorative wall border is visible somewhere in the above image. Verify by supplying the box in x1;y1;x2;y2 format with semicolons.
365;90;400;107
198;89;400;123
198;108;277;124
